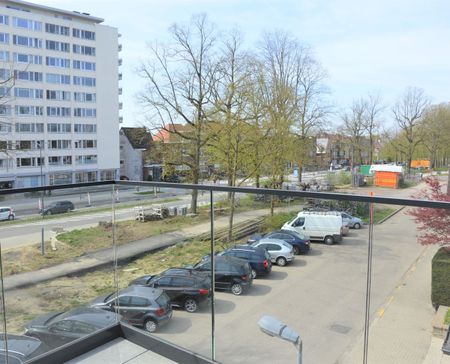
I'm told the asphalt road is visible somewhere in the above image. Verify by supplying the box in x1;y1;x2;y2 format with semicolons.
150;209;424;364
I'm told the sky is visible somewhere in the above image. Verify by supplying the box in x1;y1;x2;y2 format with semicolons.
40;0;450;129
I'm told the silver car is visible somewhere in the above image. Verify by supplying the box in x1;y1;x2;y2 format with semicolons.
341;212;363;229
251;239;294;266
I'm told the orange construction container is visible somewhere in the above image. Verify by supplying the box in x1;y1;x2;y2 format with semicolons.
411;159;430;169
374;171;400;188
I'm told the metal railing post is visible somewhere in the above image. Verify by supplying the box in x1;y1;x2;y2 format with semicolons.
363;192;375;364
210;190;216;361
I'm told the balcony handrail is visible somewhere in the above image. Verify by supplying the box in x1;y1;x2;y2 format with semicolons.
0;179;449;209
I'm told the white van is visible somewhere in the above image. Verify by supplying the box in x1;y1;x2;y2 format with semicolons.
282;211;343;245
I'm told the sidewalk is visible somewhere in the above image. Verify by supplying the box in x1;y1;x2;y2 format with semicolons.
3;205;299;291
338;243;450;364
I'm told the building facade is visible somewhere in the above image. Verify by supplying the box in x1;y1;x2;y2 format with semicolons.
0;0;120;188
119;127;152;181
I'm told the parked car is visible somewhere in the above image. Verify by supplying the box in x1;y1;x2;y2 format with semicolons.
0;334;46;364
248;230;310;255
129;268;210;313
341;212;363;229
24;307;119;349
282;211;343;245
250;239;295;266
41;200;74;215
218;245;272;278
0;207;15;221
191;256;253;295
90;286;172;333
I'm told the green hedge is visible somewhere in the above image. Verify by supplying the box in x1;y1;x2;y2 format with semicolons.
432;247;450;308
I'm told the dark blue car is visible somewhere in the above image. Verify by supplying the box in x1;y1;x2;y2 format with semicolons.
248;230;310;255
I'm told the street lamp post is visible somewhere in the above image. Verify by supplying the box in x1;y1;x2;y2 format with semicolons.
258;315;302;364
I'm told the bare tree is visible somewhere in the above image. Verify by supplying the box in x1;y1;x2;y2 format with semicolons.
392;87;430;173
138;14;218;213
341;99;367;166
364;94;384;164
258;31;299;215
293;49;329;181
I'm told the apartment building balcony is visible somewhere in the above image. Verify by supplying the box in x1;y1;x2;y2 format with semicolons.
0;181;448;363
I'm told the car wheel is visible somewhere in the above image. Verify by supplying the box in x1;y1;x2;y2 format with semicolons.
251;269;257;279
144;319;157;333
324;236;334;245
276;256;287;266
354;222;361;229
7;215;14;221
66;208;71;213
184;298;198;313
293;246;300;255
231;283;243;296
46;210;52;216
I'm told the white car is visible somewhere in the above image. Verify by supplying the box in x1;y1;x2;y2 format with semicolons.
0;206;15;221
251;239;295;266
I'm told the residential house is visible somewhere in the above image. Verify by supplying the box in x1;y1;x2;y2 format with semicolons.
119;127;152;181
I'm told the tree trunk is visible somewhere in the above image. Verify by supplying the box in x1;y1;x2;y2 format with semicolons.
227;191;235;243
297;160;303;183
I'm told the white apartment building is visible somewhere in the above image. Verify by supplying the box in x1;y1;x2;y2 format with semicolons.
0;0;120;188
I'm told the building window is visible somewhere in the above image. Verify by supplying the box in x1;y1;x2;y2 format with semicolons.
0;32;9;44
46;107;71;117
74;92;96;103
73;76;96;87
49;173;72;185
72;28;95;40
72;44;95;56
0;51;9;62
0;68;10;80
74;108;96;117
14;70;43;82
47;123;71;133
45;40;70;52
0;15;8;25
12;17;42;31
46;56;70;68
74;124;97;133
73;60;96;71
46;73;70;85
14;88;43;99
46;90;71;101
13;35;42;48
45;23;69;36
13;53;42;64
15;105;43;116
0;105;12;116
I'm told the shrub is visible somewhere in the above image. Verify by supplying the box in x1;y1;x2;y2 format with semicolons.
431;247;450;308
262;211;297;232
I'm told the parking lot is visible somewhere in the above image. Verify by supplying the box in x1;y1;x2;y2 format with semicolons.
149;209;426;363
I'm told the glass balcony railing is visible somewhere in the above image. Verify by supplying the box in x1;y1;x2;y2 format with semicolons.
0;179;448;363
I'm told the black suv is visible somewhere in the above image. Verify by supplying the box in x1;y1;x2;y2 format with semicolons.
41;200;74;215
129;268;210;313
89;286;172;333
192;256;253;295
219;245;272;278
